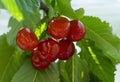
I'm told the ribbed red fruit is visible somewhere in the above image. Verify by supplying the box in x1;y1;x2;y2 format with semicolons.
31;48;50;70
38;38;59;62
16;27;39;50
48;17;70;39
67;20;86;41
57;39;75;60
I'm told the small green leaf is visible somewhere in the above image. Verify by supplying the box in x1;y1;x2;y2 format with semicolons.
56;0;76;19
12;59;59;82
35;22;47;40
0;34;25;82
56;0;84;20
75;8;84;19
81;16;120;63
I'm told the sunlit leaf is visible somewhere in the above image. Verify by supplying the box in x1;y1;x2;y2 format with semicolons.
1;0;23;21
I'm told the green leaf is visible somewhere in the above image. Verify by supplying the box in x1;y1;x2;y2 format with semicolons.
35;22;47;40
66;55;89;82
43;0;58;19
81;16;120;63
77;40;116;82
43;0;52;6
15;0;41;28
0;1;5;8
58;54;89;82
7;17;23;46
75;8;84;19
58;61;71;82
0;34;25;82
56;0;75;18
89;72;102;82
12;59;59;82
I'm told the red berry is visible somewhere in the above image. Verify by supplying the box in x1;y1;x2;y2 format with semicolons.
16;27;39;50
38;38;59;62
57;39;75;60
67;20;86;41
31;48;50;70
48;17;70;39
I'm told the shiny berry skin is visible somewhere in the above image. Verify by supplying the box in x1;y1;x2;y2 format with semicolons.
31;48;50;70
48;17;70;39
67;20;86;41
16;27;39;50
38;38;59;62
57;39;75;60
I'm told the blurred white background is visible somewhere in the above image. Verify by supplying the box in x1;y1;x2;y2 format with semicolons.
0;0;120;82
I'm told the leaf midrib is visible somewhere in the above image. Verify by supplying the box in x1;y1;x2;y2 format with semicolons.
72;56;75;82
87;46;107;82
32;70;38;82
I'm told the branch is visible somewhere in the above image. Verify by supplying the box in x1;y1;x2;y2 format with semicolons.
40;0;49;15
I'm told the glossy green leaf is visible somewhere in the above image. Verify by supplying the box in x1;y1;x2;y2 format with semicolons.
12;60;59;82
35;22;47;40
0;34;25;82
77;40;116;82
81;16;120;63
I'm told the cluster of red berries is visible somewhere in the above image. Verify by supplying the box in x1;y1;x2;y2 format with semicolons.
16;17;86;70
